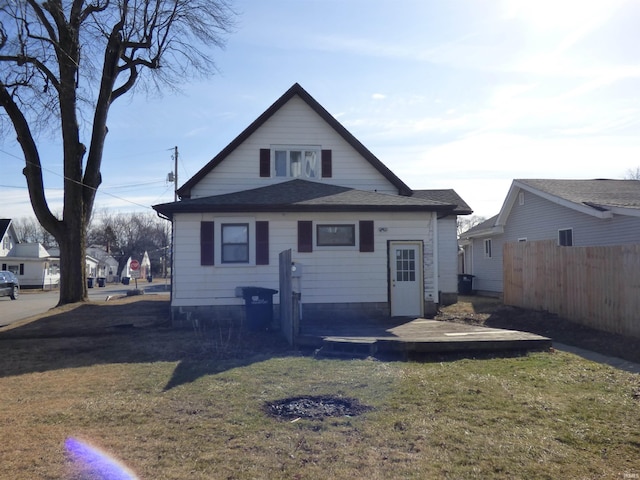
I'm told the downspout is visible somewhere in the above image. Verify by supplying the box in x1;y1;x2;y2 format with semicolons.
432;212;439;308
155;211;174;317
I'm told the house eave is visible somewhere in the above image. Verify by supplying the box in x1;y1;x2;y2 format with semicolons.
497;180;616;225
461;225;504;239
153;203;454;217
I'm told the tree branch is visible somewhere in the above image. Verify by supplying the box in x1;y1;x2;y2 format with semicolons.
0;82;60;238
25;0;59;45
79;1;111;24
0;55;61;92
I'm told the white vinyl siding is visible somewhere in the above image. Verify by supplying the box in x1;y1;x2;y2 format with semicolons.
436;216;458;296
171;211;437;308
190;96;399;198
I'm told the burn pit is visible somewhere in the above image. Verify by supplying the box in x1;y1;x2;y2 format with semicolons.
264;395;373;420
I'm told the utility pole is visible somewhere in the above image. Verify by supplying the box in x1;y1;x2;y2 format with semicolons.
173;146;178;202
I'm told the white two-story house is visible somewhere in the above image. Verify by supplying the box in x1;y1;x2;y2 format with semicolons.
153;84;471;328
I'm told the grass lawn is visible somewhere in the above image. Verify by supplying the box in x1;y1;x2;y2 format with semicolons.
1;297;639;479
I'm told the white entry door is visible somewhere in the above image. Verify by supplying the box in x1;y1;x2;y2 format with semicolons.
389;241;424;317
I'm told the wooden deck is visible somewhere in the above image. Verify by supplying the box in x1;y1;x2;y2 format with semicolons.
298;318;552;359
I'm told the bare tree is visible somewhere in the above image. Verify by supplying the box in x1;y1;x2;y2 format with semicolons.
11;216;57;248
457;215;486;236
88;210;170;275
624;167;640;180
0;1;235;305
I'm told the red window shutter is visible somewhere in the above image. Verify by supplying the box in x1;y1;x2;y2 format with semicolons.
321;149;332;178
256;221;269;265
298;221;313;253
259;148;271;177
200;221;215;265
359;221;374;252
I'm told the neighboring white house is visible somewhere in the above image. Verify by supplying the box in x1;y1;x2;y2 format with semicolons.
153;84;472;327
86;246;120;282
122;251;152;281
0;219;18;256
1;219;60;289
460;179;640;296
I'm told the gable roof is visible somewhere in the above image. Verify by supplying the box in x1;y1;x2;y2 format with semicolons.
176;83;413;198
155;179;455;217
497;179;640;225
412;189;473;215
0;219;10;239
459;214;501;239
517;179;640;211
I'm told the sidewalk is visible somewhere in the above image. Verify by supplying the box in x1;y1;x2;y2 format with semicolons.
554;342;640;374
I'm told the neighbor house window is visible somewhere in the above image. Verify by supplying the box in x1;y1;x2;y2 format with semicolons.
484;239;492;258
274;147;319;178
221;223;249;263
558;228;573;246
317;224;356;246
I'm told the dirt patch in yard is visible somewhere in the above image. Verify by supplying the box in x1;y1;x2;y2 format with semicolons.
264;395;373;420
438;296;640;365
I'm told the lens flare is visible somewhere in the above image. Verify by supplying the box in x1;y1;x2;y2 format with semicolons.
65;437;139;480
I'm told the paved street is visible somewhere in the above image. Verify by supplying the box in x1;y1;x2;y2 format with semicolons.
0;278;170;327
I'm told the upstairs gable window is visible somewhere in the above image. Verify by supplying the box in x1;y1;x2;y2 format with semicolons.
274;147;319;179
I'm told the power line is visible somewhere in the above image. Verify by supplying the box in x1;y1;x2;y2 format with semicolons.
0;148;174;210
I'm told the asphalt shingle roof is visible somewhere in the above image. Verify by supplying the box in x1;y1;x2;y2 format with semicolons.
412;189;473;215
518;179;640;211
0;219;10;240
154;179;456;216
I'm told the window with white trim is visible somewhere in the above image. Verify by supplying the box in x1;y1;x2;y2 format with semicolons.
484;239;492;258
558;228;573;246
274;146;320;178
221;223;250;263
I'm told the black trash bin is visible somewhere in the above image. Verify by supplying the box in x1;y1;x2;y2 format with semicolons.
457;274;475;295
236;286;278;331
122;277;130;285
87;277;94;288
97;277;106;287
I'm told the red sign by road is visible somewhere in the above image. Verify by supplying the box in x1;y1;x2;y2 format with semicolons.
130;259;140;270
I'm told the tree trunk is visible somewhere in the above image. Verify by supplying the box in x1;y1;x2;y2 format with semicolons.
57;216;87;305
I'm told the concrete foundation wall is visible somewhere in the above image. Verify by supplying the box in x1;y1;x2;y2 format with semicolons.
171;300;439;330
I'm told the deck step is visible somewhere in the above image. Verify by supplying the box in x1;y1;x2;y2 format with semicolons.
315;337;378;359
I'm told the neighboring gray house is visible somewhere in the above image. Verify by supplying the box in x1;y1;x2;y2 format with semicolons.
460;179;640;296
154;83;472;327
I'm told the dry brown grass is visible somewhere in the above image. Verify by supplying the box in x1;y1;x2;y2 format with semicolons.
1;296;639;479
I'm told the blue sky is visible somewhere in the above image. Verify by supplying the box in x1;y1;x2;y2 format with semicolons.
2;0;640;220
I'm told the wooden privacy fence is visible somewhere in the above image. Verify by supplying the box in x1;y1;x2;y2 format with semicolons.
503;240;640;338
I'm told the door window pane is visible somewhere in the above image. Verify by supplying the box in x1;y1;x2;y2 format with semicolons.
396;248;417;282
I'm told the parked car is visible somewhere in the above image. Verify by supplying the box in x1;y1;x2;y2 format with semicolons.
0;270;19;300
